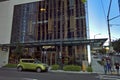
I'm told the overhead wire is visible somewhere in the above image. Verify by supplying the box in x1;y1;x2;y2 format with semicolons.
100;0;107;23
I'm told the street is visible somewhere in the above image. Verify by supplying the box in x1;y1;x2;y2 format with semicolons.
0;68;100;80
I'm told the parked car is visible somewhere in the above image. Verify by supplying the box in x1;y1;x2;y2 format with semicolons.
17;59;49;72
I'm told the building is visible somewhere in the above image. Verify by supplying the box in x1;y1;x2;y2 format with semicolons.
10;0;88;65
0;0;107;66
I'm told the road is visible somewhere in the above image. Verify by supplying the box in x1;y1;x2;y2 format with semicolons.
0;68;100;80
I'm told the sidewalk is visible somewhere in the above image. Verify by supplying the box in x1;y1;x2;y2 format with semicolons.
91;56;120;75
91;56;104;74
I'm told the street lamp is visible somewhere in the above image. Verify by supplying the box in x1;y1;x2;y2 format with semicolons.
94;33;101;39
93;33;101;54
94;33;101;47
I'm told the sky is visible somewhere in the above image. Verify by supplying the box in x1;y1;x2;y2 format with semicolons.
88;0;120;45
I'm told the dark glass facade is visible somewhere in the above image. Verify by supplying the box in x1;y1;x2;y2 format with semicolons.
11;2;39;43
10;0;88;65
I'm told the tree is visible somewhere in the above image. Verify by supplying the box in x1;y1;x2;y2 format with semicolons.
14;42;23;62
99;48;106;54
112;38;120;52
81;0;86;3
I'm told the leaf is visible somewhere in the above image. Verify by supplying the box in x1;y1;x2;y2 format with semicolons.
112;39;120;52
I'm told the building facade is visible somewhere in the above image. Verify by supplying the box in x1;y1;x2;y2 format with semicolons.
10;0;88;65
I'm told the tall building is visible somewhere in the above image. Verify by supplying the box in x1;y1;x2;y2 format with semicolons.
0;0;107;66
10;0;88;65
11;0;87;42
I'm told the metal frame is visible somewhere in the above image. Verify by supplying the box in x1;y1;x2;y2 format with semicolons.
0;38;107;47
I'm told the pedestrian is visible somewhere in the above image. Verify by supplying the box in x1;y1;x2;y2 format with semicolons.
107;60;112;74
114;61;119;75
102;59;107;74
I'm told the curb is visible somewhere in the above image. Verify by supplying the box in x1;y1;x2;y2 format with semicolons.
49;70;97;74
0;67;100;74
0;67;16;70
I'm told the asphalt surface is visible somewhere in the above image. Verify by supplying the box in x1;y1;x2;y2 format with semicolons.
0;68;100;80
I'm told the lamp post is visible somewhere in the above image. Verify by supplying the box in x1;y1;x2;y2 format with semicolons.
94;33;101;47
94;33;101;39
93;33;101;54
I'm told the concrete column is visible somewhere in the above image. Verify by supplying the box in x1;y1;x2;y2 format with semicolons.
87;45;91;65
0;49;9;67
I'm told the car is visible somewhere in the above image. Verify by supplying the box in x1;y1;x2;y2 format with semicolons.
17;59;49;72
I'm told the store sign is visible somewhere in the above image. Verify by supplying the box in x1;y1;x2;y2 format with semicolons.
2;46;8;51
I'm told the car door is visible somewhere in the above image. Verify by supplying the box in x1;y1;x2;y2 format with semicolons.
22;60;31;69
26;60;38;70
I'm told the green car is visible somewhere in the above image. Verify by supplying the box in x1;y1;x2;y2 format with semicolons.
17;59;49;72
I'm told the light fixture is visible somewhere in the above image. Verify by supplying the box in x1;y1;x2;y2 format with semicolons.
40;8;46;11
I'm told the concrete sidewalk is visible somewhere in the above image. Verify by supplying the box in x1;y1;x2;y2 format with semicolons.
91;57;104;74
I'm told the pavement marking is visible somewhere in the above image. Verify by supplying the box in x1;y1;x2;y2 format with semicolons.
23;78;38;80
99;74;120;80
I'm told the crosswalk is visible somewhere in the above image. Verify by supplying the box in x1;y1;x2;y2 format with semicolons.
22;78;38;80
98;74;120;80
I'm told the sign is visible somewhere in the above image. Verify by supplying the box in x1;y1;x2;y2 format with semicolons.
2;46;8;51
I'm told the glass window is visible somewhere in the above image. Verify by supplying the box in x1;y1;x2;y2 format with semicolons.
69;0;74;9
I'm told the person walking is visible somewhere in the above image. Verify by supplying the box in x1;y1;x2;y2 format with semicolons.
107;60;112;74
114;61;119;75
103;59;107;74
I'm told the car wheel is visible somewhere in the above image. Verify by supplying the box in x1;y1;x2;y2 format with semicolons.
36;67;41;73
17;66;23;72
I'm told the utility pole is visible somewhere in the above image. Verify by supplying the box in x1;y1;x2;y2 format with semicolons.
107;0;120;52
59;0;63;69
107;0;120;72
107;0;112;52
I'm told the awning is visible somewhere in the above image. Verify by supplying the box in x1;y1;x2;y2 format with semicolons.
0;38;107;47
